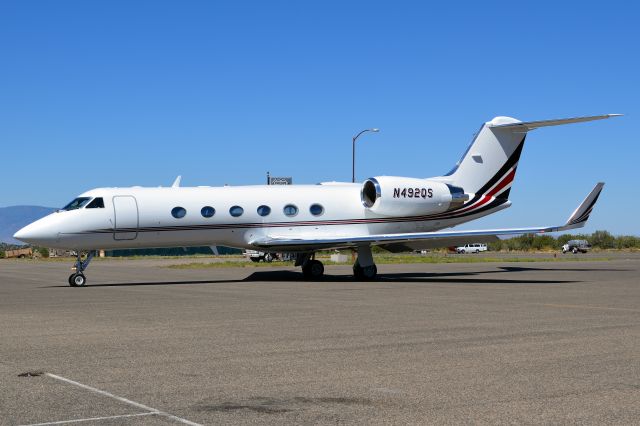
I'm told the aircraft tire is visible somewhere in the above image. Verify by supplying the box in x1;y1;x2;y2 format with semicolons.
353;263;377;280
303;260;324;280
69;273;86;287
362;264;377;280
352;263;363;280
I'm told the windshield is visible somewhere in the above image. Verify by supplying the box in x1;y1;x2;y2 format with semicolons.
86;197;104;209
61;197;91;211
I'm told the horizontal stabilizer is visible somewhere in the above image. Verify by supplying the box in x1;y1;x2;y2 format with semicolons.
489;114;621;131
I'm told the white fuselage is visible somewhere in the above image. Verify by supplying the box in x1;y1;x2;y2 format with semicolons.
16;182;508;251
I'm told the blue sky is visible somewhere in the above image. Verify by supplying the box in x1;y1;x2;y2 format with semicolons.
1;1;638;235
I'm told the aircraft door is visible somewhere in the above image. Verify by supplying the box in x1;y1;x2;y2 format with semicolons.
113;196;139;240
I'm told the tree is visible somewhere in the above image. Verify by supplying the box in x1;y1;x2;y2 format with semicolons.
591;230;615;249
557;234;574;246
616;235;640;249
488;239;503;251
531;235;556;250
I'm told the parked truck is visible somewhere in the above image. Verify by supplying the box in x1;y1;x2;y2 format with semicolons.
562;240;591;254
244;250;278;262
4;248;33;258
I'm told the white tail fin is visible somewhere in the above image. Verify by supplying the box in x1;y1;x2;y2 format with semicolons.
442;114;620;200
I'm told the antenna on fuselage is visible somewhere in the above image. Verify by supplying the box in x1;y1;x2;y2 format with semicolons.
171;175;182;188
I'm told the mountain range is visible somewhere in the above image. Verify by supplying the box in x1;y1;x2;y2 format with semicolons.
0;206;56;244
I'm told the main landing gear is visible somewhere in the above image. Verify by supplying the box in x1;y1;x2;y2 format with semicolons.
296;245;378;281
352;245;377;280
68;251;94;287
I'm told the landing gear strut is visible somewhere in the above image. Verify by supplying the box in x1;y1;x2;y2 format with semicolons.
296;253;325;280
68;251;94;287
353;245;377;280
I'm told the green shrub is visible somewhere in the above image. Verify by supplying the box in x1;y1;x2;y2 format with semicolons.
495;231;638;251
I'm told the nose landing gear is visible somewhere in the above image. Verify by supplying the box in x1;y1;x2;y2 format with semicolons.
68;251;94;287
297;253;325;280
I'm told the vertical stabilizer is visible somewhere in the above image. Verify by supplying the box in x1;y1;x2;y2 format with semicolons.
443;114;620;200
445;117;526;200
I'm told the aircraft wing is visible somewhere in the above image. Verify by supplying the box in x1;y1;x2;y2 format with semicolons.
250;183;604;252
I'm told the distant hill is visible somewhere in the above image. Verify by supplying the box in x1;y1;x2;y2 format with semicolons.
0;206;56;244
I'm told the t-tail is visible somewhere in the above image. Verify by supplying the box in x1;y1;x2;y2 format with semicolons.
440;114;621;208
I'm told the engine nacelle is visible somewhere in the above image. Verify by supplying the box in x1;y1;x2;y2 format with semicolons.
361;176;468;216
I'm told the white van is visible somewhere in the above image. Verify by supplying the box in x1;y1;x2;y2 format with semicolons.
456;243;487;254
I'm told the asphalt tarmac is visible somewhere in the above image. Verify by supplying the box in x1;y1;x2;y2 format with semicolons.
1;256;639;425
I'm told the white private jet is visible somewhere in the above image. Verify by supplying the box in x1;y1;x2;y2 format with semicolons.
14;114;619;286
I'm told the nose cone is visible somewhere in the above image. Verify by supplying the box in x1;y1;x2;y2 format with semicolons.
13;226;28;241
13;219;58;245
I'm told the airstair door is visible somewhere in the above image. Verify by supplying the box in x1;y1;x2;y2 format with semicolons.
113;196;139;240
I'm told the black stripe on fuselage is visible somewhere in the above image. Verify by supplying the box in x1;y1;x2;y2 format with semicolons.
75;137;525;237
74;198;509;235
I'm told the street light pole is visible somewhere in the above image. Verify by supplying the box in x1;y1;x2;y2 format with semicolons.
352;128;379;183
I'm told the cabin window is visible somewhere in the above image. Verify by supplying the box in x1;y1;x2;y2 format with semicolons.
86;197;105;209
171;207;187;219
61;197;91;211
309;203;324;216
229;206;244;217
283;204;298;217
201;206;215;218
257;205;271;216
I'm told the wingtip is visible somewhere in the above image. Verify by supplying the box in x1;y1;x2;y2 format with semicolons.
564;182;605;228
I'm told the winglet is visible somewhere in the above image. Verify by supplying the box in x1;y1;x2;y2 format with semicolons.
562;182;605;230
172;175;182;188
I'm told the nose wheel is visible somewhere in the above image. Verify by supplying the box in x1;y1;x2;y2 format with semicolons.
297;253;325;280
303;259;325;279
68;251;94;287
68;273;87;287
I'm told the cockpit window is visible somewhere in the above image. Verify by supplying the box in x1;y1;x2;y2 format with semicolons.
86;197;105;209
61;197;91;211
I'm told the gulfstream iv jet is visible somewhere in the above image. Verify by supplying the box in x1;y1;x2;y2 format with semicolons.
14;114;619;286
